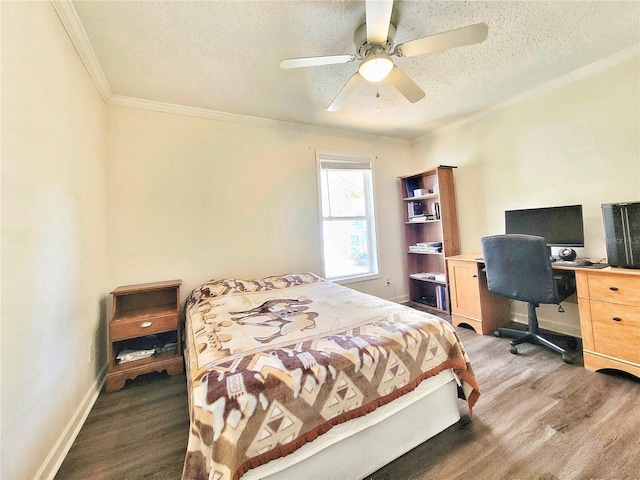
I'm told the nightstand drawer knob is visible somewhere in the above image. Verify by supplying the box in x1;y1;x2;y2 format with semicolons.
140;321;153;328
609;287;619;291
612;317;622;322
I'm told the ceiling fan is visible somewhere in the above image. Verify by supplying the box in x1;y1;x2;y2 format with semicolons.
280;0;488;112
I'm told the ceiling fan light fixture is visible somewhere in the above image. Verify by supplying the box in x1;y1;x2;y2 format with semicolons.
358;50;393;83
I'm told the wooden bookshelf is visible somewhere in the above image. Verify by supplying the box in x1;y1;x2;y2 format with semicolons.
398;166;460;314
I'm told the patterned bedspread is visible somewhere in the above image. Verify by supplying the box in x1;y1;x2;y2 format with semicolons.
182;273;479;480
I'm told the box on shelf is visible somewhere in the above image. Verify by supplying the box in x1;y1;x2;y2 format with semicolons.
410;272;430;279
432;273;446;282
410;272;446;282
409;215;437;222
413;188;431;197
416;242;442;252
419;295;437;307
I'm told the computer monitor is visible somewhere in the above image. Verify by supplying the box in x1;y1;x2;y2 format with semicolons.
505;204;584;247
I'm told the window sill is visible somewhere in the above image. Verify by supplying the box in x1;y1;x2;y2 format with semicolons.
331;273;381;285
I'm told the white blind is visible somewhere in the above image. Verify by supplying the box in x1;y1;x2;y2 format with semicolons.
320;157;372;171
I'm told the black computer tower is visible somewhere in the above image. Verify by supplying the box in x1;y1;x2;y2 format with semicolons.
602;202;640;268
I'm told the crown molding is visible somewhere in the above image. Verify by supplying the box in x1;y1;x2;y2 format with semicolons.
109;95;411;145
50;0;407;145
53;0;636;146
414;44;640;143
51;0;112;101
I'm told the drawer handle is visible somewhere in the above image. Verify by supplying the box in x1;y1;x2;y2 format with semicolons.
472;275;478;278
612;317;622;322
140;321;153;328
609;287;619;291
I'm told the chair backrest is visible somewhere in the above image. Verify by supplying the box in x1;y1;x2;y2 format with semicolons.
481;234;559;305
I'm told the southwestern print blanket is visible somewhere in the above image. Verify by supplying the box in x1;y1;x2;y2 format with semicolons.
182;273;479;480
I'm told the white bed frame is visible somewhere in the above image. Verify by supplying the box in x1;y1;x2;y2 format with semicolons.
242;370;461;480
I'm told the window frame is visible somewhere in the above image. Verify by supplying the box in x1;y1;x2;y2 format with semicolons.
316;151;380;283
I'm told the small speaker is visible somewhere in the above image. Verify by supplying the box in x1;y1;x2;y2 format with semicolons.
558;248;577;261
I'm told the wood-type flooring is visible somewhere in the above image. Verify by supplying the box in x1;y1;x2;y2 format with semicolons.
55;323;640;479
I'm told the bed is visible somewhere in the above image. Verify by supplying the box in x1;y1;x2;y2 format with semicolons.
181;272;479;480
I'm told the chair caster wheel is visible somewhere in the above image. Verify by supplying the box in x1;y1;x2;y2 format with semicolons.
567;337;578;350
510;345;518;355
562;353;573;364
494;330;501;338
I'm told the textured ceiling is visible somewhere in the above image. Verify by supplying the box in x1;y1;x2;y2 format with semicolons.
72;0;640;139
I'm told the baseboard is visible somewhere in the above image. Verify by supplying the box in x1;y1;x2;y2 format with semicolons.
396;293;410;304
35;362;108;480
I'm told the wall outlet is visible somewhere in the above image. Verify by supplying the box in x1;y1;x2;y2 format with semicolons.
386;277;391;286
89;342;94;364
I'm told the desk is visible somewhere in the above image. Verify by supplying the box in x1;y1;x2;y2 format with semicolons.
447;254;510;335
447;253;640;378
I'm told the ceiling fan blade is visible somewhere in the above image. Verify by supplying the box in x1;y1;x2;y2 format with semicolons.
395;23;489;58
327;72;365;111
280;54;356;69
365;0;394;44
387;66;425;103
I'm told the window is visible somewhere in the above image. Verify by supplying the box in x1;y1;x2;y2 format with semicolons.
317;153;379;281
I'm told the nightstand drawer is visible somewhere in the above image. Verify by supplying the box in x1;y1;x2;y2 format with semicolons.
586;273;640;307
110;313;178;341
590;301;640;364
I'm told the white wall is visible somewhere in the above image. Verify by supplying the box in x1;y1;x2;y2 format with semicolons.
105;105;414;306
1;3;108;479
411;52;640;336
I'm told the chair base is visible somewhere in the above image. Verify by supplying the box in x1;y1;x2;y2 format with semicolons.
495;326;576;364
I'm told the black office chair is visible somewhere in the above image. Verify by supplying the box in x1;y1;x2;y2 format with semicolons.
481;234;577;364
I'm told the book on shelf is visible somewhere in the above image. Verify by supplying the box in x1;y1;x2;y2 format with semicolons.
432;202;441;220
404;177;421;198
435;285;447;310
117;348;155;363
115;332;177;364
407;201;424;218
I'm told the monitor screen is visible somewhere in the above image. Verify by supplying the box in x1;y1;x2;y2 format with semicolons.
505;204;584;247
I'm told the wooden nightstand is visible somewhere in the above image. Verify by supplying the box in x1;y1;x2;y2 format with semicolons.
105;280;183;393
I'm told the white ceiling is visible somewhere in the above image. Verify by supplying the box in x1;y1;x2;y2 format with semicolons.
71;0;640;139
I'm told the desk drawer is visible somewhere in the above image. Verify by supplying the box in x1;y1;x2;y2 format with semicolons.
590;301;640;364
586;273;640;307
110;313;178;341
